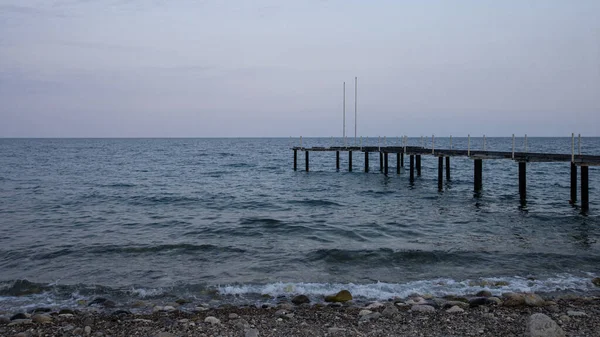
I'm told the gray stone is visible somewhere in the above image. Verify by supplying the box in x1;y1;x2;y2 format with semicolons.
0;316;9;324
328;327;347;335
525;313;565;337
523;293;545;307
73;327;84;335
476;290;492;297
7;319;32;326
32;314;52;324
382;304;399;317
446;305;464;313
232;318;250;330
358;312;381;324
10;313;28;320
278;303;294;311
291;294;310;305
155;333;176;337
358;309;372;317
229;313;239;319
204;316;220;325
502;292;525;307
410;305;435;313
365;302;385;309
245;328;259;337
559;315;570;323
443;301;469;309
567;310;587;317
85;325;92;335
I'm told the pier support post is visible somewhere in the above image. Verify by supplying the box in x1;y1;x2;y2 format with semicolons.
379;152;383;172
571;163;577;203
349;151;353;172
305;151;309;172
445;157;450;180
416;155;422;176
365;152;369;172
401;152;404;167
438;156;443;191
397;153;401;174
293;150;297;171
410;155;415;182
336;151;340;170
582;165;589;212
519;162;526;201
474;159;482;192
384;152;388;175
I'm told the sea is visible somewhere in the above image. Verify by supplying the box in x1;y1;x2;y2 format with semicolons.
0;137;598;313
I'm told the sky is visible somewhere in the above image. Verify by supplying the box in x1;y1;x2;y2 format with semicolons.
0;0;599;137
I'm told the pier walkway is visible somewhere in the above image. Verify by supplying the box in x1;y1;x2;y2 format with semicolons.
291;145;600;212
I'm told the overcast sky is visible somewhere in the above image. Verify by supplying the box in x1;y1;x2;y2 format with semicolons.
1;0;599;137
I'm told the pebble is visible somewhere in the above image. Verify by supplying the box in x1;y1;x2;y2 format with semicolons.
59;313;74;318
232;318;251;330
0;316;10;324
476;290;492;297
446;305;465;313
365;302;385;309
559;315;570;323
229;313;240;319
73;327;84;335
291;294;310;305
358;312;381;324
567;310;587;317
85;325;92;335
358;309;372;316
10;313;28;320
443;301;470;309
410;305;436;313
163;305;176;312
245;328;260;337
525;313;565;337
155;332;176;337
59;308;76;315
32;314;52;324
8;319;32;326
204;316;220;325
382;304;399;317
328;327;347;334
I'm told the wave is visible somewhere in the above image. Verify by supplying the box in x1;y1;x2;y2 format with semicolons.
1;274;599;313
12;244;246;261
288;199;342;207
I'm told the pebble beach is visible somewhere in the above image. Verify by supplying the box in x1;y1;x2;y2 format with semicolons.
2;289;600;337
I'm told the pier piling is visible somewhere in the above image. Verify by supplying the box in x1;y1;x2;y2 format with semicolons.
384;152;389;176
519;162;526;201
474;159;483;192
571;163;577;204
349;151;353;172
380;152;383;172
445;157;450;180
582;166;589;212
416;155;422;176
305;151;309;172
397;153;401;174
293;150;297;171
365;152;369;172
410;155;415;182
401;153;404;167
336;151;340;170
438;156;443;191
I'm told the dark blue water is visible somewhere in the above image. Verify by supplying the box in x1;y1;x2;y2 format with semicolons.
0;137;598;311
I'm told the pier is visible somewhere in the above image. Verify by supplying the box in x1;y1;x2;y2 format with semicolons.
292;142;600;212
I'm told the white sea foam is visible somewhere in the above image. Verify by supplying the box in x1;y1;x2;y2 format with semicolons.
217;274;599;300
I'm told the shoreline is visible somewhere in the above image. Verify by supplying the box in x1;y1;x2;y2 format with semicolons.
2;291;600;337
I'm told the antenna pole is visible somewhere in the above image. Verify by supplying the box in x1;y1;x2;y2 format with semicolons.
343;82;346;140
354;77;357;145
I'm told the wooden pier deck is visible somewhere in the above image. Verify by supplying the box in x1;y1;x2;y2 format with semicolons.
291;145;599;212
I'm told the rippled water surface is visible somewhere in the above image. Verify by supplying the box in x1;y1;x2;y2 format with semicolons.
0;137;599;310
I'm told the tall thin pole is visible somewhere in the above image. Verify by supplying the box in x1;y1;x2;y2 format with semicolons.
343;82;346;142
354;77;357;144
